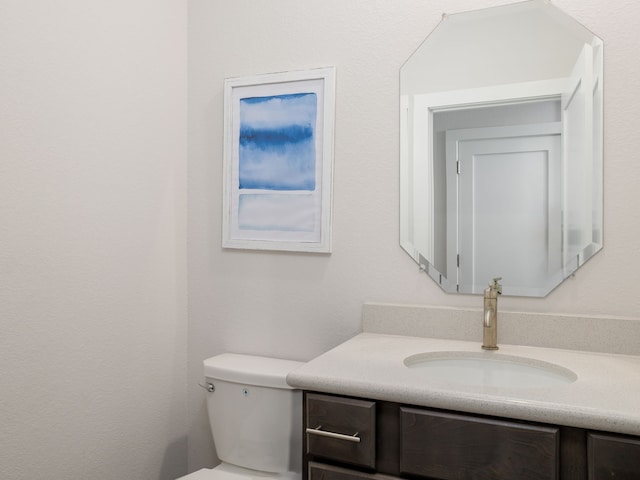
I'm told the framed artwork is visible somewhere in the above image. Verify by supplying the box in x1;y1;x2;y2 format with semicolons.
222;67;336;253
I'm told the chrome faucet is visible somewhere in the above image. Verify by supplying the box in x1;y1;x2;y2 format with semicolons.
482;277;502;350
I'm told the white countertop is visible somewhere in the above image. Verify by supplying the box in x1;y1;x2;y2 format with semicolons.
287;332;640;436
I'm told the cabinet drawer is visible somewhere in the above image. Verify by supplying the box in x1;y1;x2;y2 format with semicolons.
400;407;559;480
309;462;399;480
588;432;640;479
306;393;376;468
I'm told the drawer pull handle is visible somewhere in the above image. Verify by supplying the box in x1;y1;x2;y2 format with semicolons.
306;426;361;443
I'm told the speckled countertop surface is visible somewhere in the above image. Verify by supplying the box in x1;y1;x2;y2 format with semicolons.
287;332;640;436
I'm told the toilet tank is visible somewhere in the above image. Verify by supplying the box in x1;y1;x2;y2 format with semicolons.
203;354;304;474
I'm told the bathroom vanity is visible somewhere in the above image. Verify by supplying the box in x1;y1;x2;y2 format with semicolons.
287;331;640;480
302;391;640;480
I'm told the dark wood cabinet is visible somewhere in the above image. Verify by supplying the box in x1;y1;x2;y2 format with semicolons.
302;391;640;480
309;461;397;480
588;432;640;479
306;393;376;469
400;407;558;480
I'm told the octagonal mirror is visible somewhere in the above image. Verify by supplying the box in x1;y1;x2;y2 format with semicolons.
400;0;603;297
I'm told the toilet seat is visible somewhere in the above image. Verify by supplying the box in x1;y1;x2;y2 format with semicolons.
176;463;299;480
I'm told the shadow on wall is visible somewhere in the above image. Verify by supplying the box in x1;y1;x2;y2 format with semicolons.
159;436;188;480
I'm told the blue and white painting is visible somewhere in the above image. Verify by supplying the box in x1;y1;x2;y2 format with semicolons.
238;93;317;191
224;68;334;251
236;92;319;234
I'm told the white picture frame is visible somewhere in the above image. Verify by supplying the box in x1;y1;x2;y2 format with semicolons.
222;67;336;253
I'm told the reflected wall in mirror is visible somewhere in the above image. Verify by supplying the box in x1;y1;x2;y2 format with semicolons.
400;0;603;297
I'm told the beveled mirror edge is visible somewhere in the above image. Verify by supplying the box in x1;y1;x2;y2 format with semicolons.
399;0;604;297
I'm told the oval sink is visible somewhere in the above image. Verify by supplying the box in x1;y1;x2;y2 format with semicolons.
404;351;577;389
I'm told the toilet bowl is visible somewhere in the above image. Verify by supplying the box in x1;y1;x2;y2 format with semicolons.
177;354;304;480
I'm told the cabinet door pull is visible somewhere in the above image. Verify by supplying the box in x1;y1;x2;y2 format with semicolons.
306;426;361;443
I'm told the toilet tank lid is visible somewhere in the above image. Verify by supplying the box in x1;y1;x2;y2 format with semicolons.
203;353;304;389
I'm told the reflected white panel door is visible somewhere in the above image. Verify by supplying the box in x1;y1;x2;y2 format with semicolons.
446;123;561;296
562;43;594;272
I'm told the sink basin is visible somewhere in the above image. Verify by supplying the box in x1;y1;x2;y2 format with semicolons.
404;351;577;389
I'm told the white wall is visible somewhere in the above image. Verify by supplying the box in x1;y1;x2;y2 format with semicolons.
188;0;640;473
0;1;188;479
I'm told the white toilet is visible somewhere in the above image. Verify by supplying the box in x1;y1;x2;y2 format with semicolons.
178;353;304;480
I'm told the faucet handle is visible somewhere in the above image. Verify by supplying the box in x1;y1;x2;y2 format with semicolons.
490;277;503;294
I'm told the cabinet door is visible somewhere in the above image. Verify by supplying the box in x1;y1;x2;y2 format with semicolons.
400;407;559;480
588;432;640;479
309;462;399;480
306;393;376;468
